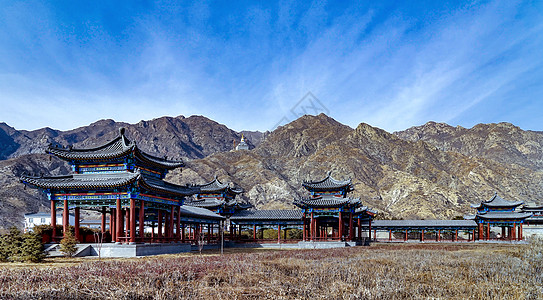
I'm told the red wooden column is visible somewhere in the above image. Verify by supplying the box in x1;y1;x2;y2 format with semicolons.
471;229;475;242
125;208;130;241
302;213;306;241
74;207;81;242
338;211;343;241
63;199;69;238
170;206;175;239
478;223;483;240
519;223;523;241
116;198;122;243
51;200;57;241
421;230;425;242
405;230;408;241
278;224;282;244
139;200;145;242
181;223;185;243
110;208;116;242
388;230;392;241
357;218;361;241
310;212;314;241
348;212;354;241
455;229;458;242
369;220;372;241
486;223;490;240
130;199;136;243
163;212;169;240
253;224;257;240
176;206;181;241
437;230;441;242
512;223;517;240
157;210;163;240
101;207;106;234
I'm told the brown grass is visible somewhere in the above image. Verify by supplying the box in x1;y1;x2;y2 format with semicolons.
0;242;541;299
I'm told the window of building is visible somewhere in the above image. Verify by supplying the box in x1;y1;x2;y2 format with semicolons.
29;218;33;223
41;218;46;223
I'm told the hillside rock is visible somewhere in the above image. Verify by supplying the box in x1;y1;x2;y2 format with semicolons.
395;121;543;171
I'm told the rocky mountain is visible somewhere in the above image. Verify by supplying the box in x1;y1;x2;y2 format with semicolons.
0;115;259;161
171;114;543;220
395;121;543;171
1;113;542;229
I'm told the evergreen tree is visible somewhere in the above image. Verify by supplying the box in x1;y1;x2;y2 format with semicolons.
59;231;78;257
0;227;23;262
20;232;46;263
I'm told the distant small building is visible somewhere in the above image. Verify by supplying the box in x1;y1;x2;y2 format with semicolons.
24;213;74;232
235;135;249;151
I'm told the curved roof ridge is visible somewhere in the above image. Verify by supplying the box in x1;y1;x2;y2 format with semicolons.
484;193;524;207
302;171;353;190
47;127;135;160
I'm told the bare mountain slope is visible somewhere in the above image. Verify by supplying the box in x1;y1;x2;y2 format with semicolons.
395;121;543;171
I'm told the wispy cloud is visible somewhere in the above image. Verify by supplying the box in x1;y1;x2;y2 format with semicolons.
0;1;542;132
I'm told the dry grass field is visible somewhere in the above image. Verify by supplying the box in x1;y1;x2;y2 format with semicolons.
0;242;542;299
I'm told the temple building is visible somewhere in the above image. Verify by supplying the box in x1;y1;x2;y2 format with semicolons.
294;172;376;242
185;176;250;216
235;134;249;151
522;202;543;225
465;193;532;241
20;128;224;244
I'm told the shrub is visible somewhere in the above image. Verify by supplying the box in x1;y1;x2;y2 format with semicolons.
19;232;46;263
0;227;23;262
60;231;78;257
288;228;303;239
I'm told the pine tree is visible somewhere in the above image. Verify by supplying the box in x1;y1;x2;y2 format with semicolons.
0;227;23;262
20;232;46;263
59;231;78;257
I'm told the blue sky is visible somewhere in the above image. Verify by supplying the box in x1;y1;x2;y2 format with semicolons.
1;0;542;133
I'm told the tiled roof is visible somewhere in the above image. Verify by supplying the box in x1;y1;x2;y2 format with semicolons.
48;127;184;170
294;196;361;208
185;198;225;208
522;202;543;210
134;148;184;169
21;171;197;197
195;177;243;194
476;211;532;220
179;206;225;220
471;193;524;209
302;171;353;190
21;172;140;190
231;210;303;221
139;175;197;197
369;220;478;228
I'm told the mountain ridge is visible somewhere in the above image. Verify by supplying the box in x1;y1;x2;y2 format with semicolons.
1;113;542;229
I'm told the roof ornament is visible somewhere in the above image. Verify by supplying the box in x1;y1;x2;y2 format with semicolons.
119;127;126;136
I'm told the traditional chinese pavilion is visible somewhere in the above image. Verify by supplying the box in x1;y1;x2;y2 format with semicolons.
465;193;532;241
522;203;543;225
185;176;250;216
294;172;376;242
20;128;224;244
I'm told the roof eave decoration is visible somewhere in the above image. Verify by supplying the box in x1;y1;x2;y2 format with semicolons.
20;171;140;190
139;175;197;198
47;128;135;161
302;171;353;190
196;176;244;194
134;148;184;170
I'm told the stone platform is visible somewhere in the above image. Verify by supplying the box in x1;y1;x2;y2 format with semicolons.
225;241;366;249
45;243;192;258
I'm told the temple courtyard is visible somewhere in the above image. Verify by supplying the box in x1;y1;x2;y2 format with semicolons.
1;242;541;299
